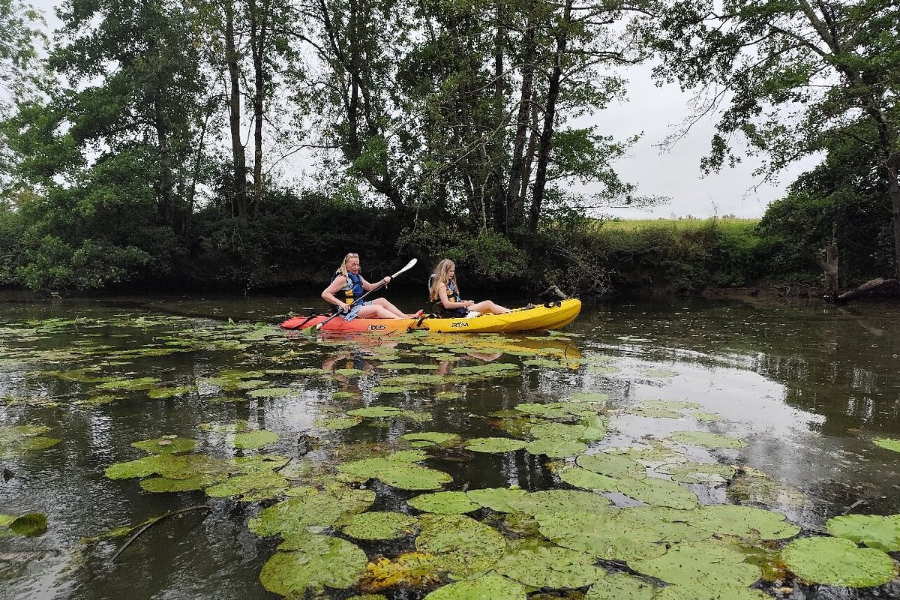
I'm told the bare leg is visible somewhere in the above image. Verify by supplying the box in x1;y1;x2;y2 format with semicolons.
357;304;403;319
470;300;511;314
372;297;411;318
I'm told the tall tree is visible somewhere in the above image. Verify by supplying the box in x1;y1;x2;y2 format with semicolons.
649;0;900;276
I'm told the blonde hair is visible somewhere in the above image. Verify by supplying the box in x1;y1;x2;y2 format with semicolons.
338;253;359;278
430;259;457;302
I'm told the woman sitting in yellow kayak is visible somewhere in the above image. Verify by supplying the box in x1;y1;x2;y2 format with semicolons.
429;259;511;318
322;253;410;319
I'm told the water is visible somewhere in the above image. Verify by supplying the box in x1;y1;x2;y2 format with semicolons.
1;294;899;599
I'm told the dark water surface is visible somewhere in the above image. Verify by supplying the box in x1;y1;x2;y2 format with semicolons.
1;294;899;599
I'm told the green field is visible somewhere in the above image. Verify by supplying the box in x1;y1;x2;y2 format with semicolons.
596;217;759;232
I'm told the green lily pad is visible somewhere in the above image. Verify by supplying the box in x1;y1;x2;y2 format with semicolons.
525;438;587;458
873;437;900;453
661;462;736;484
316;416;364;430
249;486;376;538
631;541;761;588
260;534;367;595
408;491;481;514
422;574;526;600
232;430;279;449
617;477;699;509
494;546;605;588
686;504;800;541
668;431;746;449
131;436;196;454
693;412;724;422
577;453;647;480
628;407;683;419
514;402;595;419
8;513;48;536
537;510;669;562
415;514;506;578
781;536;896;587
140;475;213;493
585;572;659;599
436;391;462;400
466;488;528;513
204;470;289;500
507;490;613;516
528;422;589;441
401;432;461;448
557;467;619;492
465;437;527;453
339;458;452;491
341;511;418;540
826;514;900;552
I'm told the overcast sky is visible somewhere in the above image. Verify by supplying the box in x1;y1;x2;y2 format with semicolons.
29;0;816;221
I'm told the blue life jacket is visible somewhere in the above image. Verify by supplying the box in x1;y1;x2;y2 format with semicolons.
332;271;364;304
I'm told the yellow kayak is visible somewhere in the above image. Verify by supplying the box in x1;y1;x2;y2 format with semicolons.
412;299;581;333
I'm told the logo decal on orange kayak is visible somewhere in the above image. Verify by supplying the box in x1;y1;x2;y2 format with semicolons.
451;322;469;328
367;325;387;331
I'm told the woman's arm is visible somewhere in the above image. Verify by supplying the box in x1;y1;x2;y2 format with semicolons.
322;277;347;307
438;284;472;309
361;275;391;292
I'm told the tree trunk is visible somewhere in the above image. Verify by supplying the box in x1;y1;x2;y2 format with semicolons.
249;0;270;214
528;0;571;237
821;235;838;300
225;0;247;219
506;4;536;232
888;157;900;279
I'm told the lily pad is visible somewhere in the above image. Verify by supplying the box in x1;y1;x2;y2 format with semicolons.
466;487;528;513
204;470;289;500
131;436;196;454
249;486;376;538
360;552;442;591
617;477;699;510
341;511;418;540
247;387;295;398
260;534;367;595
557;467;619;492
686;504;800;541
525;438;587;458
493;546;605;588
232;430;279;449
577;453;647;480
7;513;48;537
316;416;364;430
631;541;761;589
422;574;527;600
585;572;659;599
826;514;900;552
339;458;452;491
873;437;900;453
408;491;480;514
507;490;613;516
465;437;527;453
401;432;461;448
415;514;506;578
781;536;896;587
668;431;746;449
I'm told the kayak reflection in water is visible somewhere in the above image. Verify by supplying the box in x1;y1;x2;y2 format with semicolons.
429;259;511;318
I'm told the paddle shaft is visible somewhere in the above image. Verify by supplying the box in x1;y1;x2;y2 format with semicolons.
314;258;418;330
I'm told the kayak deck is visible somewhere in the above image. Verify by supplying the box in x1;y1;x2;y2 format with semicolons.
280;299;581;334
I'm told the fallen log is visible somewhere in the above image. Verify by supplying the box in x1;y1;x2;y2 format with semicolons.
836;278;899;303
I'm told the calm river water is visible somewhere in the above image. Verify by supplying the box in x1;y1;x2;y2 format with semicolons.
1;294;899;599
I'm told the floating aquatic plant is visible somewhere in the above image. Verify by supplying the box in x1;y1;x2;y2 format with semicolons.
360;552;442;592
249;486;376;538
415;514;506;578
340;511;418;540
131;436;196;454
781;536;896;587
826;514;900;552
873;437;900;453
0;425;60;457
339;456;452;491
0;512;48;537
584;572;659;599
465;487;527;513
401;432;461;448
493;546;605;589
260;533;367;595
576;452;647;480
231;430;279;449
668;431;746;449
408;491;480;515
464;437;527;454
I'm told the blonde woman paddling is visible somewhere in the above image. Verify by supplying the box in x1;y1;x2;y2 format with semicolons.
429;259;511;318
322;253;411;319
